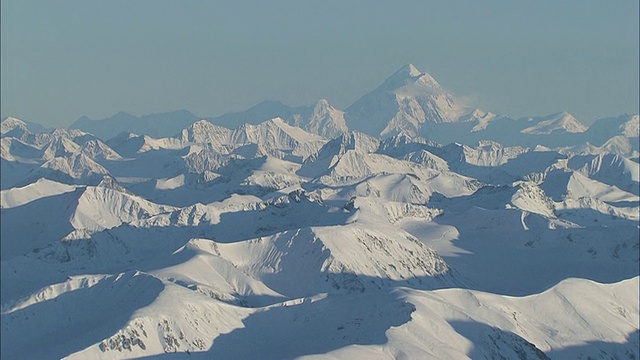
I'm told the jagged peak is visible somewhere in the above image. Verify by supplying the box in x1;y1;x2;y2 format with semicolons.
1;117;29;135
310;99;344;118
315;98;331;107
184;119;229;134
380;133;415;147
345;130;379;146
191;118;214;126
1;116;28;126
620;114;639;138
321;130;380;155
50;128;91;139
313;99;334;112
248;117;325;144
245;116;300;132
266;116;287;125
96;175;130;193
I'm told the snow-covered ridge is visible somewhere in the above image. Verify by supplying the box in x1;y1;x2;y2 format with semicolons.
1;178;78;209
521;111;588;135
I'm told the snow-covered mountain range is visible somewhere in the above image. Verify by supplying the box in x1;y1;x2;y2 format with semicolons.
65;64;639;158
1;64;638;359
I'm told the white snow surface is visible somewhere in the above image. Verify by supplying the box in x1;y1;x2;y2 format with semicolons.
1;178;78;209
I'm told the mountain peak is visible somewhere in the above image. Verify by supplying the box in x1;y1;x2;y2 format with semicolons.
313;99;336;113
345;64;468;137
401;63;422;77
379;64;443;95
1;117;30;136
192;118;213;126
266;116;287;125
1;116;27;127
387;64;424;82
315;99;331;107
521;111;587;135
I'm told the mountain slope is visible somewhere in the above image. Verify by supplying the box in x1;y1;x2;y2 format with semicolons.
520;111;588;135
210;100;347;139
345;64;471;138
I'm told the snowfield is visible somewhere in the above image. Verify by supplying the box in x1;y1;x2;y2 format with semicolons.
1;64;638;359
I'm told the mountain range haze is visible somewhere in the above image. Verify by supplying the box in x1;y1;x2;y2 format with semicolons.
2;2;638;127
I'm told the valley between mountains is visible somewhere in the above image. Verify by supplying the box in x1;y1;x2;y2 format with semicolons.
1;64;638;359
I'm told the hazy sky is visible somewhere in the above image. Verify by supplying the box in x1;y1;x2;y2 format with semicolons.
1;1;638;127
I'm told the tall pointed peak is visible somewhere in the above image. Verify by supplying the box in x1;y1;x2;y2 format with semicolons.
345;64;468;137
404;64;422;77
380;63;442;92
390;64;424;79
548;111;579;123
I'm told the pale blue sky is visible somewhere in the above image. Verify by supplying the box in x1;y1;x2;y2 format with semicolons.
1;1;638;127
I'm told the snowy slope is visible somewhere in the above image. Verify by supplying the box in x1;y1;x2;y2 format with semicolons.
0;177;175;261
292;99;348;138
230;118;327;160
586;114;639;145
0;178;78;209
568;153;640;195
520;111;588;135
40;152;110;183
207;99;347;139
345;64;471;138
